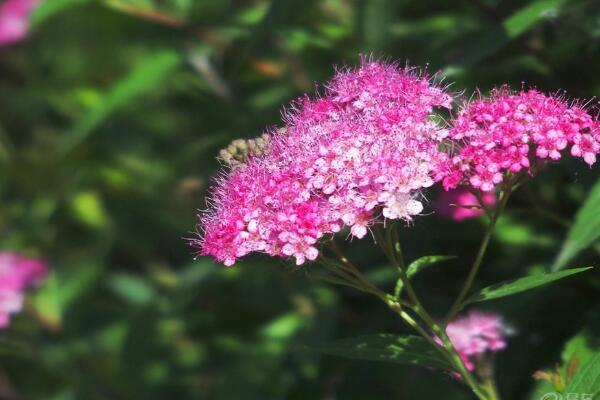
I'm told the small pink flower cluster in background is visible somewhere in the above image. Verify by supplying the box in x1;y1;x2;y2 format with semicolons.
443;311;508;371
0;0;42;46
196;60;453;266
444;87;600;191
0;252;47;328
437;187;496;222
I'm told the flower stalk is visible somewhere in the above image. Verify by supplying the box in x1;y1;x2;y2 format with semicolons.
320;228;494;400
444;176;517;325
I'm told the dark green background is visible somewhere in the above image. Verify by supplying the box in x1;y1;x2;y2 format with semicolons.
0;0;599;399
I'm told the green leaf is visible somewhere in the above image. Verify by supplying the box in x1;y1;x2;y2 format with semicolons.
69;191;110;230
315;334;452;370
394;256;454;299
553;179;600;270
445;0;561;69
30;271;62;330
107;273;157;306
566;353;600;397
465;267;592;304
562;333;596;367
363;0;396;50
59;51;181;156
406;255;455;279
58;263;103;311
30;0;90;28
503;0;561;38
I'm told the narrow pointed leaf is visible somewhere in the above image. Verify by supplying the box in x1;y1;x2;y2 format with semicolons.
315;334;451;370
395;255;454;299
553;179;600;271
465;267;592;304
59;51;181;156
406;255;456;279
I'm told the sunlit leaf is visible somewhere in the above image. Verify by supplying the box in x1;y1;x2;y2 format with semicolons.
503;0;561;38
465;267;592;304
406;255;455;279
30;271;62;330
446;0;561;68
59;51;181;155
566;353;600;396
553;179;600;270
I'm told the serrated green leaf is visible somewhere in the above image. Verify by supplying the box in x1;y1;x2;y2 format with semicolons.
566;353;600;397
465;267;592;304
315;334;451;370
59;51;181;156
554;179;600;271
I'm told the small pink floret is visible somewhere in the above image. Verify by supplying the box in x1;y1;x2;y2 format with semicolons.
0;252;48;328
440;311;508;371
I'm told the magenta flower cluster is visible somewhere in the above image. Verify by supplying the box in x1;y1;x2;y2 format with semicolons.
195;60;600;266
0;252;47;328
0;0;42;46
444;88;600;191
443;312;508;371
197;61;452;266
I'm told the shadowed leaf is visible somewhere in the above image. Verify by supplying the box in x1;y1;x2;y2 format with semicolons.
315;334;451;370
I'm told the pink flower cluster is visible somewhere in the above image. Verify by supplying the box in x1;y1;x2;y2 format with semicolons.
196;61;453;265
195;58;600;267
0;252;47;328
443;311;508;371
444;88;600;191
437;187;496;222
0;0;41;46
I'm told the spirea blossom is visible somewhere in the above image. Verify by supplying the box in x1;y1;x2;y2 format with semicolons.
195;60;453;266
436;187;496;221
442;312;508;371
0;0;42;46
0;252;47;328
444;87;600;191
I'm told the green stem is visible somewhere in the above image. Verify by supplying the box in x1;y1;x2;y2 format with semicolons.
481;377;500;400
382;222;489;400
319;230;492;399
444;179;515;324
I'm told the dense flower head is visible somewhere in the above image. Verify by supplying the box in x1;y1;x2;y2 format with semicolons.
0;0;42;46
0;252;47;328
442;311;508;371
444;87;600;191
436;187;496;221
195;60;454;266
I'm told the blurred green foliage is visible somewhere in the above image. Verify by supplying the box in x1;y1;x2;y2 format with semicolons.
1;0;599;399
